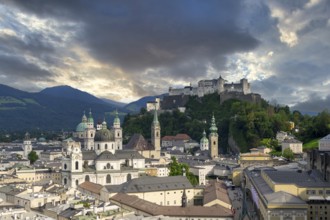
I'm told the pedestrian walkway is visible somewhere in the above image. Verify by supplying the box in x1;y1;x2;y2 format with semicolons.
227;187;243;220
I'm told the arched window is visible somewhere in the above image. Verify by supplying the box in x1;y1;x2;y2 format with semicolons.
97;144;100;150
91;133;93;138
105;144;108;150
64;178;67;185
156;132;159;137
107;163;110;169
76;180;79;186
213;141;216;145
106;174;111;184
75;161;79;170
127;174;132;181
64;164;67;170
85;175;90;182
117;132;120;137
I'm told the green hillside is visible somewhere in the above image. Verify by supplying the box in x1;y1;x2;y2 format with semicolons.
122;93;330;153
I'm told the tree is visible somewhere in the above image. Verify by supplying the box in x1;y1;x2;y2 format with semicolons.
282;148;294;160
168;157;198;186
28;150;39;164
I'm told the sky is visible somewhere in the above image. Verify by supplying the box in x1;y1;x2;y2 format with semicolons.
0;0;329;112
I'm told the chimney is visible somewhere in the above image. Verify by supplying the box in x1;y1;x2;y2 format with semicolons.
182;167;186;176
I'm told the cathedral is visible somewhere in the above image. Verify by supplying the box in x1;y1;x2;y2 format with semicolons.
61;110;145;188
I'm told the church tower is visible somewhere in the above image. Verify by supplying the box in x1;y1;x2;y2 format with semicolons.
62;139;83;188
85;109;95;150
209;114;219;158
113;110;123;150
200;130;209;151
151;109;161;156
23;132;32;158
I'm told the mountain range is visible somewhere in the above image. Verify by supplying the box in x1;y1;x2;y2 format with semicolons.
0;84;160;131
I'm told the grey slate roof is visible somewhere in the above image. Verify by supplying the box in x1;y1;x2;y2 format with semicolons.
105;176;192;193
115;150;145;159
246;169;306;206
125;134;155;151
264;170;330;187
82;150;97;160
96;151;118;161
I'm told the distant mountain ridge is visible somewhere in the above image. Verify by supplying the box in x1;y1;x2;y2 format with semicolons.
40;85;108;105
0;84;122;131
0;84;166;131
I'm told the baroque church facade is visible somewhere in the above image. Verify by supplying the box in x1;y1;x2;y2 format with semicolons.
61;111;145;188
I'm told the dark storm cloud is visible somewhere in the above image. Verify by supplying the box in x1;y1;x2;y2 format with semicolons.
8;0;259;78
293;94;330;112
0;33;54;57
0;54;53;80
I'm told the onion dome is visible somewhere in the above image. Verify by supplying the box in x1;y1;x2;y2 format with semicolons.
200;130;209;144
24;132;30;140
113;110;120;125
95;127;114;142
102;118;107;129
209;114;218;134
82;111;87;123
88;109;94;124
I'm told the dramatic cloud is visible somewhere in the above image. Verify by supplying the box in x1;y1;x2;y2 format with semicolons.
0;0;329;111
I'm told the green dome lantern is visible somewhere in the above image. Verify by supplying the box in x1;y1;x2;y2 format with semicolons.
209;114;218;134
200;130;209;144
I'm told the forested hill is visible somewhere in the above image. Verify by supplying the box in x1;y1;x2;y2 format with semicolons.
122;93;330;153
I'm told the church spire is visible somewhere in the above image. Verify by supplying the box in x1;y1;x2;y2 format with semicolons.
82;111;87;122
153;109;159;126
209;114;218;134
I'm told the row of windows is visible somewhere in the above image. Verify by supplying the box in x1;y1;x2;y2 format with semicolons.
63;161;80;170
64;174;133;185
307;190;330;195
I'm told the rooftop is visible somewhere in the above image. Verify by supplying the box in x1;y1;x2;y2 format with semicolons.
105;176;193;193
263;170;330;187
110;193;233;218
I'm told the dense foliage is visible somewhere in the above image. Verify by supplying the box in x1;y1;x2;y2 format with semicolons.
123;93;330;153
168;157;199;186
28;150;39;164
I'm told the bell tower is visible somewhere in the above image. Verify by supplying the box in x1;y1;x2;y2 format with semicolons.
209;114;219;158
113;110;123;150
23;132;32;158
151;109;161;158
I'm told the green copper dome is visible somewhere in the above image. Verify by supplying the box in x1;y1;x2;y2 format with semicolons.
95;127;114;142
200;130;209;144
209;115;218;133
114;110;120;124
76;122;87;132
88;109;94;124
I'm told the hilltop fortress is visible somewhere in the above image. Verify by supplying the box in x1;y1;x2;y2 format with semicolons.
147;76;261;112
169;76;251;97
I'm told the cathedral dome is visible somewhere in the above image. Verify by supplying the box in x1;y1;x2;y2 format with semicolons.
76;122;87;132
95;128;114;142
96;150;116;161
